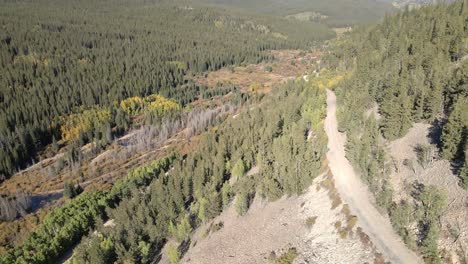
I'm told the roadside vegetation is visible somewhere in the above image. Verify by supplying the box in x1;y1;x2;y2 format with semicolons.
326;1;466;262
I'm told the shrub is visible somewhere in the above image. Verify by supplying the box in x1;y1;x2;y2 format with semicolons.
415;144;436;169
167;243;181;264
276;248;298;264
235;192;250;216
305;216;317;228
346;215;357;231
63;182;82;199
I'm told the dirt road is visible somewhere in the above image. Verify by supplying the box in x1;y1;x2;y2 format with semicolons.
324;89;421;264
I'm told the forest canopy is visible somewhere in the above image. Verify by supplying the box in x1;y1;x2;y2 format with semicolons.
0;0;335;179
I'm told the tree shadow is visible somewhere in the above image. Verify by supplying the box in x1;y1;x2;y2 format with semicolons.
450;159;464;176
428;119;466;178
427;119;444;147
179;239;191;259
410;180;425;201
30;192;62;213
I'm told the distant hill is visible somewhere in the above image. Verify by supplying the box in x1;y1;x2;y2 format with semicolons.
377;0;458;9
191;0;396;26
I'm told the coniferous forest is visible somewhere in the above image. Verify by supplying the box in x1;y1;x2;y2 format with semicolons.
0;0;334;180
328;1;467;188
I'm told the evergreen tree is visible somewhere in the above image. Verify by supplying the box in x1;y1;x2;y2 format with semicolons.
221;182;232;209
421;222;441;263
231;159;246;180
441;97;468;160
459;142;468;190
380;87;413;140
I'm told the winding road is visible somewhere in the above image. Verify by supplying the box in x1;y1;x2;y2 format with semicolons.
324;89;421;264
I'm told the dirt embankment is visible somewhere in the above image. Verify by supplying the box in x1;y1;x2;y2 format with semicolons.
177;174;378;264
387;123;468;262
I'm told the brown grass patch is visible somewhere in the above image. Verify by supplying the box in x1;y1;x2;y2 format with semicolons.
195;50;318;94
374;253;386;264
356;227;372;248
320;172;343;209
339;229;348;239
346;215;358;231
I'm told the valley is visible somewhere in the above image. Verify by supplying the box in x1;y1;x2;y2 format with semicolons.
0;49;321;255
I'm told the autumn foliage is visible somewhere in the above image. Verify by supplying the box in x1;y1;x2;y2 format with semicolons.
60;95;180;142
120;94;181;116
60;107;111;142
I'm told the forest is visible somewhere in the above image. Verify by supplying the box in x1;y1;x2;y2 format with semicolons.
194;0;396;26
326;1;467;262
0;0;335;180
0;78;328;263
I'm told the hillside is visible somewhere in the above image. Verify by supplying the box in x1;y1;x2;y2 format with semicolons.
327;0;467;262
193;0;396;26
378;0;445;9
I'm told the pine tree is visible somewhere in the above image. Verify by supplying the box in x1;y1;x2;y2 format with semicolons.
235;192;250;216
63;182;77;199
52;136;59;153
421;222;441;263
231;159;245;180
221;182;232;209
460;142;468;190
380;86;413;140
167;243;181;264
441;97;468;160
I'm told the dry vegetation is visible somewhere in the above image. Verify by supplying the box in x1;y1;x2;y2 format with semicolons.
1;50;319;197
320;173;360;241
195;50;321;93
